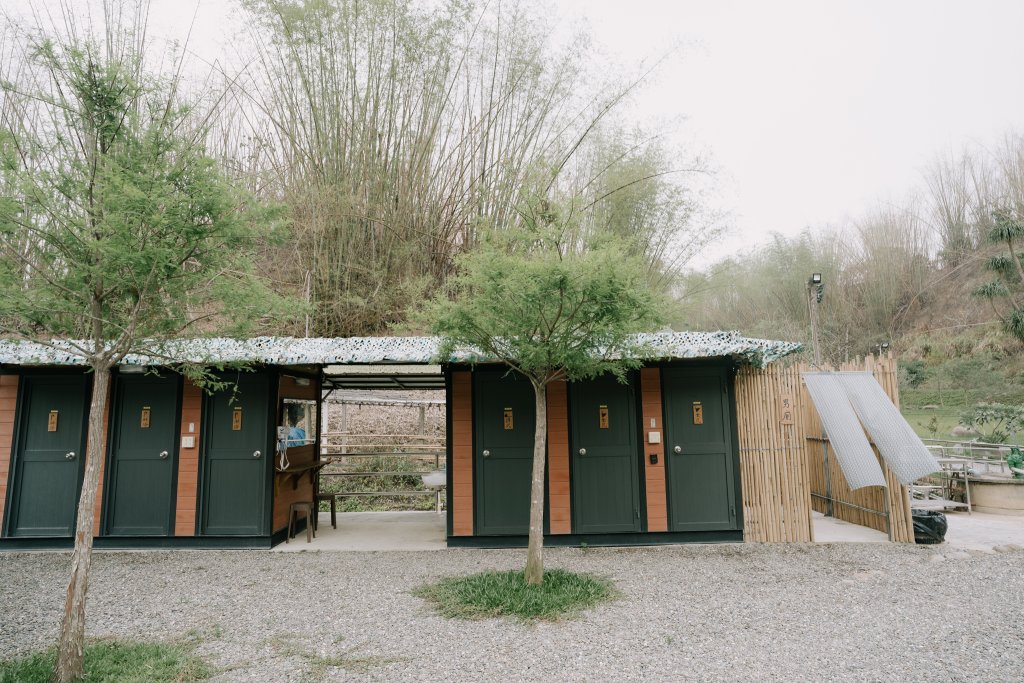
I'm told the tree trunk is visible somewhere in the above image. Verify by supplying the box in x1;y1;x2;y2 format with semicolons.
524;380;547;585
53;365;111;683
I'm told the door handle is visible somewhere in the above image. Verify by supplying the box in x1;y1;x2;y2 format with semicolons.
253;450;262;459
65;451;76;461
673;445;682;454
158;450;169;459
578;448;586;456
482;450;490;458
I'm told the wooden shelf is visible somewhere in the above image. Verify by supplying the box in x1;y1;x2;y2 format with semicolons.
274;462;327;491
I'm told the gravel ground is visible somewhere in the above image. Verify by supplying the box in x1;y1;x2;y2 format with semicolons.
2;543;1023;682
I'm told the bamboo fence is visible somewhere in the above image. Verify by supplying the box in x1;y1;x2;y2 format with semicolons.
736;353;915;543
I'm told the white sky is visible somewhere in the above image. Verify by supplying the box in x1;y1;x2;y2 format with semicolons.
8;0;1024;264
560;0;1024;262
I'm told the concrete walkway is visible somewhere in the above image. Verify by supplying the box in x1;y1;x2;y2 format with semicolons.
274;511;446;552
944;510;1024;551
812;511;889;542
275;509;1024;552
811;509;1024;549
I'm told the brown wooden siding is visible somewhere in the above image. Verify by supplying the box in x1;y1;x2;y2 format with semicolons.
174;379;202;536
450;371;473;535
735;364;813;542
272;373;320;534
0;375;18;533
546;380;570;534
640;368;668;532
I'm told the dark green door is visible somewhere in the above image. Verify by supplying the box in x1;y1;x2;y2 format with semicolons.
570;374;642;533
104;374;179;536
662;367;739;532
200;373;270;536
474;369;534;535
6;375;89;537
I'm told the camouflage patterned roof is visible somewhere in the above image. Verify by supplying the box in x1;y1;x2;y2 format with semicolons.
0;331;802;368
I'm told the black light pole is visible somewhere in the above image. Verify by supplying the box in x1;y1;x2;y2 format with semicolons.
808;273;832;515
807;273;823;366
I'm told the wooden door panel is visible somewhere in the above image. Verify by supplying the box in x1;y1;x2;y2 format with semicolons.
105;375;179;536
663;367;739;532
7;375;89;537
200;373;270;536
474;370;534;535
570;375;641;534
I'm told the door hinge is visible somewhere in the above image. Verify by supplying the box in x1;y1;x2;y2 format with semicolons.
730;505;736;518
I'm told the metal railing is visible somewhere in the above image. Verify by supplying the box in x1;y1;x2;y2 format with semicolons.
913;439;1024;513
318;431;446;512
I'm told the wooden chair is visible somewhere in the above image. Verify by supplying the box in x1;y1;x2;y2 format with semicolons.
312;463;337;530
286;501;315;543
316;493;337;530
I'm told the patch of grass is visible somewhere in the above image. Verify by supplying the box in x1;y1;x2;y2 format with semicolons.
902;407;964;439
414;568;616;622
0;639;211;683
265;633;396;680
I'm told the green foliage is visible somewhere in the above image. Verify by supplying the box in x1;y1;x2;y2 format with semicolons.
899;359;929;389
973;280;1009;299
0;28;297;366
959;403;1024;443
424;194;667;386
0;639;211;683
1007;447;1024;478
972;207;1024;343
414;569;616;621
238;0;707;337
988;209;1024;243
985;254;1019;280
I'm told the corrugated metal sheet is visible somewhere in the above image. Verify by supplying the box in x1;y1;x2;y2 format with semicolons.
839;372;940;484
802;373;888;489
0;331;801;368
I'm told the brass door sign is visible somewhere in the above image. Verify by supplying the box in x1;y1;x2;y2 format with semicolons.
692;402;704;425
47;410;59;432
503;407;513;430
599;405;609;429
140;406;151;429
232;407;243;431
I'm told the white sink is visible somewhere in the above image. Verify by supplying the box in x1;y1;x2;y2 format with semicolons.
422;470;446;488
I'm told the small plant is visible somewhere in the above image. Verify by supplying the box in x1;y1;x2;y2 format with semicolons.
918;416;939;439
414;569;616;621
1008;447;1024;478
0;639;211;683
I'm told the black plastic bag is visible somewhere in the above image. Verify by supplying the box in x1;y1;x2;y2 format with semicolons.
912;509;948;544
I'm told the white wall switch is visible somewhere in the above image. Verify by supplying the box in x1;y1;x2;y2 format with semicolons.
181;435;196;449
648;431;661;444
188;422;195;433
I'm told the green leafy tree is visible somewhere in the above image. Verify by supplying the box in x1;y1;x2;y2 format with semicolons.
0;12;294;682
424;194;665;584
973;208;1024;341
960;403;1024;443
